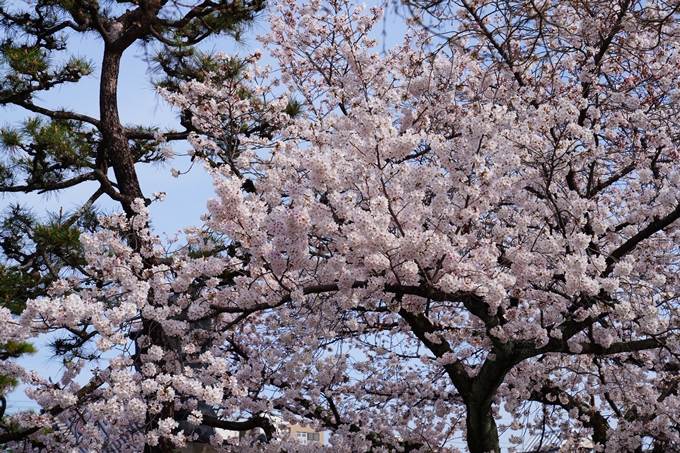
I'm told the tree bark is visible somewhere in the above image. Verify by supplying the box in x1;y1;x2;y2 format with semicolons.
466;371;504;453
99;47;145;214
466;401;501;453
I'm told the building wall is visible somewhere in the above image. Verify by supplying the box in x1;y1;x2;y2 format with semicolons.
282;423;325;445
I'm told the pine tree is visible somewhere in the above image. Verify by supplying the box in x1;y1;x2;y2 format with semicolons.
0;0;264;450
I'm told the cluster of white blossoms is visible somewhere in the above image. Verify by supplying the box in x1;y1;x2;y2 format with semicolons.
5;0;680;452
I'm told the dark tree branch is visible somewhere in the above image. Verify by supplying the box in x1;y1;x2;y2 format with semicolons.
0;172;97;194
604;203;680;275
12;101;100;127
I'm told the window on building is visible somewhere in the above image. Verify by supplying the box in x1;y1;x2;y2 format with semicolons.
296;432;308;444
307;433;320;442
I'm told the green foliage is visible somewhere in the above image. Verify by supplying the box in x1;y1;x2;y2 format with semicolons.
0;204;96;314
0;127;20;149
0;340;35;396
0;374;18;392
0;43;92;101
0;118;98;195
23;117;95;166
284;98;303;118
154;0;264;46
0;266;44;314
3;46;48;74
0;340;36;360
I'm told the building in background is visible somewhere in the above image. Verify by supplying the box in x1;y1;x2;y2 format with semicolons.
216;415;324;447
280;423;324;445
521;429;593;453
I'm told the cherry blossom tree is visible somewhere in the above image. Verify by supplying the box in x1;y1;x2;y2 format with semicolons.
5;0;680;452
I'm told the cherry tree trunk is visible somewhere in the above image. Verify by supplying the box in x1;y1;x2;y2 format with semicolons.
466;399;501;453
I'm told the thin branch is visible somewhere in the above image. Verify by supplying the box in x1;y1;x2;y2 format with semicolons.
0;172;97;194
604;203;680;274
10;101;100;127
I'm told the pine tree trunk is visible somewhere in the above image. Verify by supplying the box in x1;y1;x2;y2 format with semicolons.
101;45;175;453
100;47;145;214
